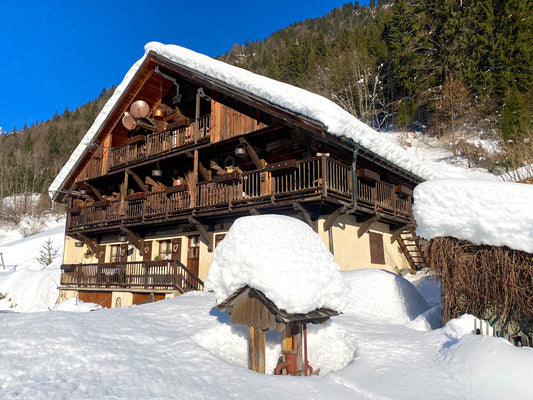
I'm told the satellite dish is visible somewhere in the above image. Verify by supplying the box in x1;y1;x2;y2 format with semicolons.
122;112;137;131
130;100;150;118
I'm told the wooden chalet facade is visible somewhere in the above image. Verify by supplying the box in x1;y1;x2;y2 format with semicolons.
51;44;425;308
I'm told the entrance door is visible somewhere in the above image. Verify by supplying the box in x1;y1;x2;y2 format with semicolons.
187;235;200;287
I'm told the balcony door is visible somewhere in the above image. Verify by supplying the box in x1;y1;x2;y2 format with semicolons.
187;235;200;278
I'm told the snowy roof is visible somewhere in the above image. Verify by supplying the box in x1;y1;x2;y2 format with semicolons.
204;215;346;314
50;42;444;199
413;179;533;253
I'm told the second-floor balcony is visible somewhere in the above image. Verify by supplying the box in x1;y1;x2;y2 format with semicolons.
109;114;211;170
68;156;412;232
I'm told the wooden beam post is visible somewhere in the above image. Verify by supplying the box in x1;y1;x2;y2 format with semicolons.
293;202;317;232
195;91;200;144
83;182;104;202
357;214;380;238
323;205;348;232
127;169;148;193
239;137;264;169
120;226;143;251
188;216;213;252
76;233;100;254
248;326;266;374
198;160;211;181
390;224;411;244
293;323;303;376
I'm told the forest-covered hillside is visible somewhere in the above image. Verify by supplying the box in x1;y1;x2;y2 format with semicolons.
220;0;532;146
1;0;531;209
0;88;113;211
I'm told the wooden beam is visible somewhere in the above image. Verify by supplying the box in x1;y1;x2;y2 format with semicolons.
83;182;104;202
120;226;143;251
293;202;317;232
390;224;411;244
188;216;213;252
127;169;148;193
323;205;348;232
76;233;99;254
357;214;380;238
198;160;211;181
239;137;264;169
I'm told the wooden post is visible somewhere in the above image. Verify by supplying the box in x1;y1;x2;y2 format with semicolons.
0;252;5;270
282;326;293;375
248;326;265;373
293;323;303;376
195;92;200;144
321;155;328;198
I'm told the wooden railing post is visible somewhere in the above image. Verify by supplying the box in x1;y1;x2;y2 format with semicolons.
321;155;328;198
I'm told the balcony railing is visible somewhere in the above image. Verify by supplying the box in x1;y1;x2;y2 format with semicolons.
67;156;412;231
109;114;211;169
60;260;204;292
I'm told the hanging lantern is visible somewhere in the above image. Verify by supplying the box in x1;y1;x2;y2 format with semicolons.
235;144;247;157
152;163;163;177
153;103;167;120
117;233;128;243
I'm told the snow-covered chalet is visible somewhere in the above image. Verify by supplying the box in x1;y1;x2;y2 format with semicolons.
50;42;427;308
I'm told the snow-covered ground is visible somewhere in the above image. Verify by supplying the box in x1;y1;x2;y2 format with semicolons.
0;214;65;312
1;269;532;399
0;210;532;398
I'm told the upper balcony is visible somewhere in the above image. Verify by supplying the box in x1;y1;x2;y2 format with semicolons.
109;114;211;170
67;155;413;233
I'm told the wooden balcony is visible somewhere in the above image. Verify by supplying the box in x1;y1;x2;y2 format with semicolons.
67;156;412;232
109;114;211;169
60;260;204;293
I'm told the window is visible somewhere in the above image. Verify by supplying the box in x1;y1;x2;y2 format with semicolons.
110;245;120;262
369;232;385;264
215;234;226;248
159;240;172;260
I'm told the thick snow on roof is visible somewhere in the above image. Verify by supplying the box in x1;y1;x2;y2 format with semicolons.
204;215;346;314
50;42;463;198
413;179;533;253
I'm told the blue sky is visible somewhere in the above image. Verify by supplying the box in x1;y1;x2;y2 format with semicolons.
0;1;362;132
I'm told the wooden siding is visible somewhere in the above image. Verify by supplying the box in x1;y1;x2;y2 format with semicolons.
78;291;112;308
210;98;266;143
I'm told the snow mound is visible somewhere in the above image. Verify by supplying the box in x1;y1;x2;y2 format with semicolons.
53;298;102;312
341;269;431;325
0;268;60;312
435;334;533;398
414;179;533;253
205;215;346;314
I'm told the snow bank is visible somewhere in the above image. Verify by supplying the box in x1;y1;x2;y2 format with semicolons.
53;298;102;312
341;269;431;325
0;216;65;311
413;179;533;253
205;215;346;314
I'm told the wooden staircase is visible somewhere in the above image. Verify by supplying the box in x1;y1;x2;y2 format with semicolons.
397;226;428;272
